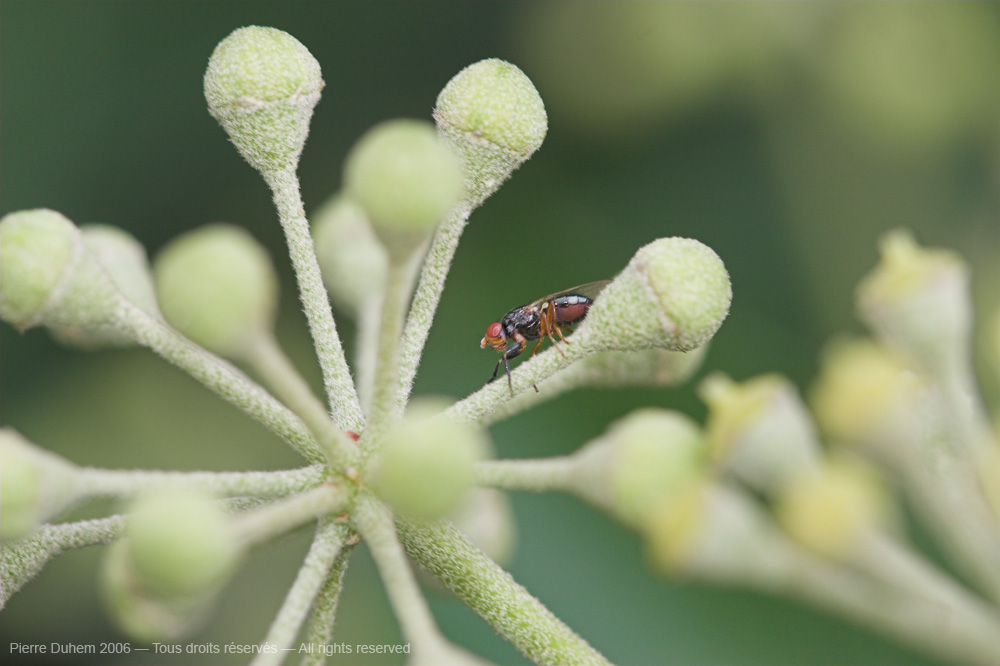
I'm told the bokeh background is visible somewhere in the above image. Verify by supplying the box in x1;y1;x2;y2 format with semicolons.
2;2;999;664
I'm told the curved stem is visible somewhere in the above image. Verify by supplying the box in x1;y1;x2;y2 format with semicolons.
263;168;364;434
112;299;326;464
396;518;611;666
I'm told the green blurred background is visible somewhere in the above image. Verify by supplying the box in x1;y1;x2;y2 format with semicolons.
2;2;998;664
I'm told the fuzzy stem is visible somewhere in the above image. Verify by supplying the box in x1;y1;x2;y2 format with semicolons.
355;295;384;416
247;331;360;467
393;204;473;417
72;465;325;499
252;518;352;666
1;515;126;607
112;299;326;464
263;168;364;433
299;528;357;666
396;518;611;666
474;458;578;492
351;493;448;659
363;257;420;453
233;484;352;547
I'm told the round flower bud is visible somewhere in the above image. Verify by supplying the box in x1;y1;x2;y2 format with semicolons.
101;539;203;641
204;26;323;173
0;209;119;331
125;490;240;599
572;409;705;529
775;457;890;559
584;237;731;353
369;398;490;521
856;229;971;382
446;488;516;566
154;224;278;359
700;373;822;494
312;195;388;316
0;428;80;540
51;224;160;349
343;120;463;260
810;337;920;443
434;59;547;203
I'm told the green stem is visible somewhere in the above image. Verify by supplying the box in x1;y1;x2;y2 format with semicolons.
233;485;352;547
252;518;352;666
73;465;325;500
474;458;578;492
299;527;357;666
363;257;419;454
112;299;325;464
1;515;126;608
263;168;364;433
248;331;360;468
351;493;447;658
355;295;384;416
393;204;472;417
396;518;611;666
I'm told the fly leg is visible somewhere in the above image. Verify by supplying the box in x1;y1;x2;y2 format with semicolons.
537;305;567;358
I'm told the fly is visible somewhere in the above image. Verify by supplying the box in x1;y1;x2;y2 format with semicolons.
480;280;610;394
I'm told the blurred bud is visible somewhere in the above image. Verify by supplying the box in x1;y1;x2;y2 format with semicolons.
204;26;323;173
434;59;547;203
0;428;80;540
775;456;891;559
856;229;971;382
447;488;516;567
983;442;1000;519
700;373;822;494
50;225;160;349
0;209;119;332
810;337;921;443
154;224;278;359
312;196;388;316
584;237;731;353
369;399;490;521
343;120;463;260
645;480;787;584
125;490;240;599
101;539;208;642
572;409;705;529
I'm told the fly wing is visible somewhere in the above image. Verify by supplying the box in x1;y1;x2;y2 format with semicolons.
528;280;612;309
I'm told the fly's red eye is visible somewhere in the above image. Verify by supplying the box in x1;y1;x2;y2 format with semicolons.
487;322;503;338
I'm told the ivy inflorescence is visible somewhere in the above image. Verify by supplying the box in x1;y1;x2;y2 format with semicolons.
1;24;998;666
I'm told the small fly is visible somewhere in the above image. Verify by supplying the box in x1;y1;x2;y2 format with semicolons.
480;280;610;393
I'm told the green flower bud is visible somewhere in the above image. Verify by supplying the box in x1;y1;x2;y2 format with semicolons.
101;539;205;641
856;230;971;382
312;195;388;317
369;399;490;520
775;457;890;559
0;209;119;331
125;490;240;599
810;337;920;443
644;480;785;580
0;428;79;540
154;224;278;359
700;373;822;494
204;26;323;173
584;237;731;353
434;59;547;203
343;120;463;260
51;224;160;349
572;409;705;529
983;442;1000;518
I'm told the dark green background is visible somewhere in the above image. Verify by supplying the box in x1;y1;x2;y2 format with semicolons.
2;2;998;665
